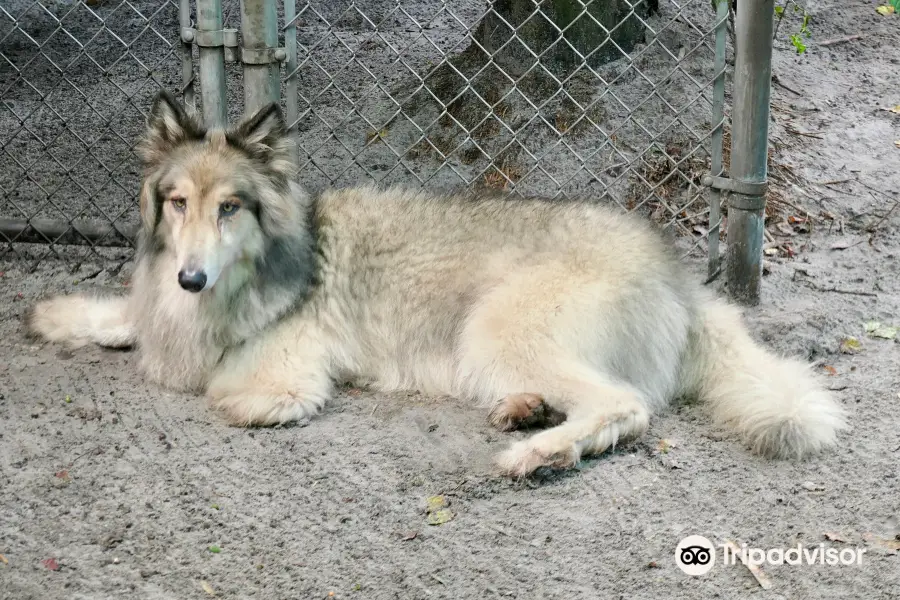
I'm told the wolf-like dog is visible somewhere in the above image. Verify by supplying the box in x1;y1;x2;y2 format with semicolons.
25;91;847;476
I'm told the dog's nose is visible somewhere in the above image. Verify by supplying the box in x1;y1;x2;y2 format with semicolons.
177;270;207;293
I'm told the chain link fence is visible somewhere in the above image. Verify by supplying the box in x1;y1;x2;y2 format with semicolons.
1;0;732;279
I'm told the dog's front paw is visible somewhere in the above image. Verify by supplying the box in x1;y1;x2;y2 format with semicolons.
210;390;324;426
494;440;577;478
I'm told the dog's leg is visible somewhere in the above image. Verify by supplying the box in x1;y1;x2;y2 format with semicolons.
25;294;136;349
492;378;650;477
206;320;333;426
459;265;659;476
462;325;651;475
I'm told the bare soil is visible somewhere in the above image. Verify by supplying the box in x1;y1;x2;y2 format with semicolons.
1;1;899;599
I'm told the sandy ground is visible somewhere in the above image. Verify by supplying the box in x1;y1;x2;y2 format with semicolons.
2;0;900;599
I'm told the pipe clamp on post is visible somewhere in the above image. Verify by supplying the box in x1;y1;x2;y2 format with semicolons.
240;47;288;65
182;28;239;61
702;174;768;210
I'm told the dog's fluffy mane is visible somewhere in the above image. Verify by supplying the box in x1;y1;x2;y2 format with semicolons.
129;92;322;390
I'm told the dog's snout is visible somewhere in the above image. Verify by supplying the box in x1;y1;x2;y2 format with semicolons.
177;269;207;293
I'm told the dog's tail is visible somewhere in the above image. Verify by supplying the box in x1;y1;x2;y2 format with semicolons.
681;297;847;459
25;294;136;349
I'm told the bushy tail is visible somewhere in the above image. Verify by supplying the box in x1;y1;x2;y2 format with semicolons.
681;297;848;459
25;294;136;349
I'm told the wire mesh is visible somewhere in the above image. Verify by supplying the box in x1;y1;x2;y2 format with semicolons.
283;0;729;261
0;0;729;271
0;0;183;267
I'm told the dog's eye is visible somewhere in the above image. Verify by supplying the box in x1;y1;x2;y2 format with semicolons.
171;197;186;211
220;201;240;215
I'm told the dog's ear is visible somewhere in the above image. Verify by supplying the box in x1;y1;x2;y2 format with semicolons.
138;91;204;167
229;103;297;178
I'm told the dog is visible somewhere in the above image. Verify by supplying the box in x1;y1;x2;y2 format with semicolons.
25;91;848;476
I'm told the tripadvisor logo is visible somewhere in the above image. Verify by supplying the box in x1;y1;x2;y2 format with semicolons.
675;535;716;576
675;535;867;576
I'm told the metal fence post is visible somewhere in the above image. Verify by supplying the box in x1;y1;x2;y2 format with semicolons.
283;0;300;165
726;0;774;305
179;0;195;109
196;0;228;127
240;0;281;115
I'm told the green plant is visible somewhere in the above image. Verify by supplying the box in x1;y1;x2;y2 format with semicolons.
774;1;812;55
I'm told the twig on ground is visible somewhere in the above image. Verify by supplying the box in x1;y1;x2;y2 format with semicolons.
67;446;101;468
818;34;864;47
852;178;898;202
816;178;852;186
725;540;774;589
800;281;878;297
772;74;803;96
785;123;824;139
769;195;814;219
866;200;900;235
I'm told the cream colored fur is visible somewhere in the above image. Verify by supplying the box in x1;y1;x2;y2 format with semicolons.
25;93;848;477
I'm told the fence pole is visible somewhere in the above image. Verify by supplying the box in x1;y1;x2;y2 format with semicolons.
283;0;300;165
726;0;774;305
240;0;281;115
179;0;195;109
196;0;228;127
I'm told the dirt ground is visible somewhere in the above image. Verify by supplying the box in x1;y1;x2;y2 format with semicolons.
2;1;900;599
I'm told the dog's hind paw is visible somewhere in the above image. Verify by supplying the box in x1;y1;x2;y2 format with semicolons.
487;393;566;432
210;390;323;427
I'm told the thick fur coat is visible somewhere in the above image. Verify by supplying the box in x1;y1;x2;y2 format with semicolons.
26;92;848;476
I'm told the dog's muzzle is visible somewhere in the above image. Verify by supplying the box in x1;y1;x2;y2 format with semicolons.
177;269;207;293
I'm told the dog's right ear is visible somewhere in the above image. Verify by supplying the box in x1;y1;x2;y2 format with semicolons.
138;91;204;167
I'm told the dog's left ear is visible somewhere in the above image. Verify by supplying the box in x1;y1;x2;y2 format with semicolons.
230;103;297;178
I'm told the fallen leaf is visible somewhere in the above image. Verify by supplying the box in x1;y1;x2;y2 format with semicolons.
426;508;455;525
64;395;72;404
0;554;8;565
864;321;898;339
657;439;675;454
41;558;60;571
890;106;900;115
877;5;896;15
400;530;418;541
426;495;449;512
725;540;773;589
840;337;862;354
801;481;825;491
824;532;849;543
200;580;216;596
830;240;852;250
764;247;779;256
207;545;221;554
55;470;70;480
822;365;837;376
895;140;900;148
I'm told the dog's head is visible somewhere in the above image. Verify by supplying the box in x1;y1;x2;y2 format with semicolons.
137;91;303;293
